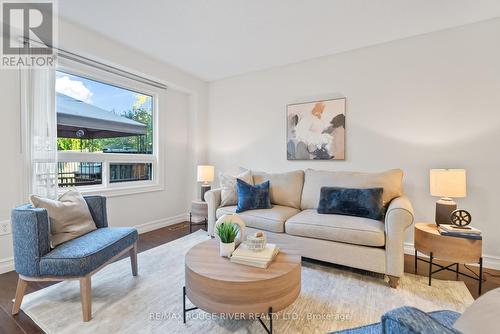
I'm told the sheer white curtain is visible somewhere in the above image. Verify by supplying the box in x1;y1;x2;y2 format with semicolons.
21;67;58;199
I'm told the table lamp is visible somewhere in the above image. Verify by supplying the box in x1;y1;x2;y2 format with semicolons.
430;169;466;226
197;165;214;201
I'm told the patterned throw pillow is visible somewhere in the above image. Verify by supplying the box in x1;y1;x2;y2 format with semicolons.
317;187;385;220
236;179;272;213
219;170;253;207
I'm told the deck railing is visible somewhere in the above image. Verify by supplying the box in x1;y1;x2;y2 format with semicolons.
58;162;152;187
58;162;102;187
110;163;152;183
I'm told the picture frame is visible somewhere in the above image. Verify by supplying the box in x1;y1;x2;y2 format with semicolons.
286;97;346;160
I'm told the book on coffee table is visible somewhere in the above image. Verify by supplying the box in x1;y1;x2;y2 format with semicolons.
230;243;280;269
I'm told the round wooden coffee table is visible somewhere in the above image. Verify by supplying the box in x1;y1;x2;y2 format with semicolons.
183;239;301;332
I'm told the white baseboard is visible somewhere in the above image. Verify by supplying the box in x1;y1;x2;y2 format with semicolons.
0;257;14;274
0;213;189;275
134;213;189;234
404;242;500;270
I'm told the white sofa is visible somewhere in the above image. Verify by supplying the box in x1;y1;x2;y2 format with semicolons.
205;169;414;287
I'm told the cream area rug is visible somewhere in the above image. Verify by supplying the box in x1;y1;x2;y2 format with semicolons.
21;230;473;334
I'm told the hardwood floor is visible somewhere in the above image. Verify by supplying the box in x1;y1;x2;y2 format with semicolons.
0;222;499;333
406;254;500;299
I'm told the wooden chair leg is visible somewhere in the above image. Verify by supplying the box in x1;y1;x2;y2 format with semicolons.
387;275;400;288
130;242;138;276
11;277;28;315
80;276;92;322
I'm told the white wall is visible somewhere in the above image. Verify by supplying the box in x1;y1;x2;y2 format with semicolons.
0;19;208;273
208;18;500;268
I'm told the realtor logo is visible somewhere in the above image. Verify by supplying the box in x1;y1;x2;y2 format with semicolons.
1;1;56;68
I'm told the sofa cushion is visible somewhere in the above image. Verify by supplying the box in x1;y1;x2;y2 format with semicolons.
39;227;138;277
285;209;385;247
236;179;272;213
219;170;254;207
216;205;300;233
301;169;403;210
253;170;304;209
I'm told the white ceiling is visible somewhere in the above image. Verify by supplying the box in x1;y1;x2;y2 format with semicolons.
58;0;500;81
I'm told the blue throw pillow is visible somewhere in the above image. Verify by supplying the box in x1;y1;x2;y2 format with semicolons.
317;187;385;220
236;179;272;213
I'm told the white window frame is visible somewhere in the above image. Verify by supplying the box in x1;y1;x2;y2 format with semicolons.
56;58;165;197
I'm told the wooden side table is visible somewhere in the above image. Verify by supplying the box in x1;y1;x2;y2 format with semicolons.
190;200;208;233
414;222;483;295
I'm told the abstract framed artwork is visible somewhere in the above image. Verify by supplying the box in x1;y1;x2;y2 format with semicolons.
286;97;346;160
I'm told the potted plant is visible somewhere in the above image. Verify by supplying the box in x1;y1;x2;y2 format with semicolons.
215;222;240;257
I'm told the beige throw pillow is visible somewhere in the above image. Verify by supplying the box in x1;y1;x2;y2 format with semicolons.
219;170;254;207
30;190;97;248
252;170;304;209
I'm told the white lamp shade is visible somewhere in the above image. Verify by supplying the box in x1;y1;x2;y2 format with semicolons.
197;165;214;183
430;169;466;198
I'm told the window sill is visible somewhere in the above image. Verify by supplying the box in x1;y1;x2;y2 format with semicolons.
58;182;164;198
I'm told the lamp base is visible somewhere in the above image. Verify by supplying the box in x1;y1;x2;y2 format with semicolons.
435;198;457;226
200;184;211;202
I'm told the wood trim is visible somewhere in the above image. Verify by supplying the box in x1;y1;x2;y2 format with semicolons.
11;278;27;315
80;276;92;322
387;275;400;288
130;243;138;276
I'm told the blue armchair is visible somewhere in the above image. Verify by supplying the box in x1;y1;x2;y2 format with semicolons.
11;196;138;321
333;306;461;334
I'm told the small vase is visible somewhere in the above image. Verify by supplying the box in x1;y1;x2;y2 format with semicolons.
219;241;235;257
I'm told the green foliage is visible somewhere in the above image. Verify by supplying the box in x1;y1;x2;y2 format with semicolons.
99;107;153;153
57;94;153;153
57;137;101;152
57;138;80;151
215;222;240;244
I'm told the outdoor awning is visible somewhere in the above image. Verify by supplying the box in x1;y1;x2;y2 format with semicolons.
57;93;147;139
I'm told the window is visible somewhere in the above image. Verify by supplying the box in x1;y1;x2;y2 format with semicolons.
56;71;153;155
55;60;163;195
110;163;152;183
58;162;102;187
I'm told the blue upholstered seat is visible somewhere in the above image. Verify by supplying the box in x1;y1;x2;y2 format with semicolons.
11;195;139;321
39;227;138;277
11;196;138;278
332;307;461;334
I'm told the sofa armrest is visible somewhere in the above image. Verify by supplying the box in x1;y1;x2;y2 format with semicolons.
11;205;51;277
84;196;108;228
382;306;460;334
205;188;221;236
385;195;414;277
